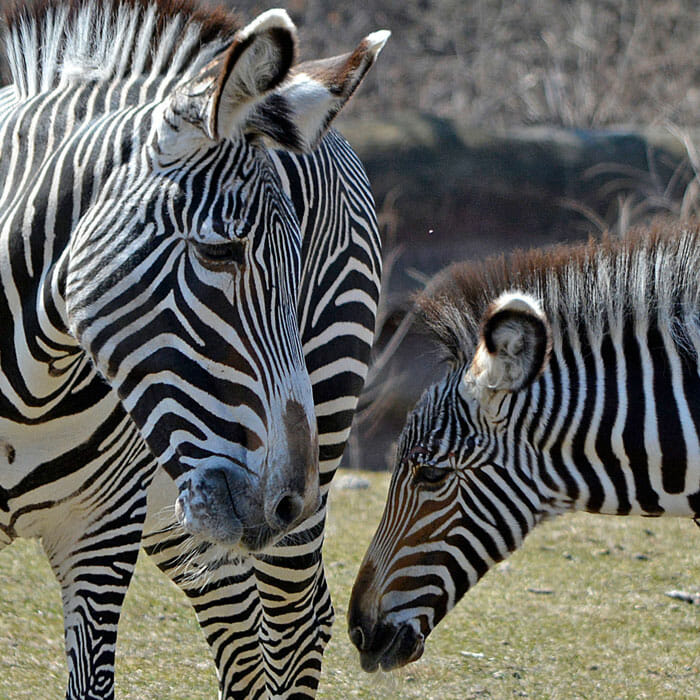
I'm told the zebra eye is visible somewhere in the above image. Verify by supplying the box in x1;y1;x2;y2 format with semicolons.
193;239;246;267
407;445;430;463
412;464;450;486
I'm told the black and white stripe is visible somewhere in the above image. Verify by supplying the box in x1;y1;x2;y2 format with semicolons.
349;224;700;673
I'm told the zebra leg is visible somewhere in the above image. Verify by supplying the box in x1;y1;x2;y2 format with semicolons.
143;532;268;700
143;525;331;700
143;468;269;699
254;505;332;699
143;468;331;700
42;491;148;700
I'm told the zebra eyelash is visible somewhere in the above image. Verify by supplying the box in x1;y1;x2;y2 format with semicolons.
410;462;453;488
192;238;248;267
404;446;453;487
190;215;253;267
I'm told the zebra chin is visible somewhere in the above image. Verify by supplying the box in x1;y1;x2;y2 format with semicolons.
174;457;316;552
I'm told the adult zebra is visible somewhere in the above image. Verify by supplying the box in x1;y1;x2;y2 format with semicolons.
0;1;386;698
349;222;700;672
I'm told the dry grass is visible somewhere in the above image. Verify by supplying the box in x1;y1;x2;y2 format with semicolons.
1;470;699;699
230;0;700;129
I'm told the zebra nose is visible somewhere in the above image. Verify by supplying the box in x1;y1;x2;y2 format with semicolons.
347;591;375;652
266;490;305;531
284;398;318;467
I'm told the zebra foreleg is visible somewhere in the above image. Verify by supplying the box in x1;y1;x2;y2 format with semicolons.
255;547;333;700
42;492;148;700
143;469;269;699
142;530;332;700
143;534;269;700
143;472;332;700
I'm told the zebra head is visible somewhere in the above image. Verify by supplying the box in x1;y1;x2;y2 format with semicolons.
54;6;389;553
349;292;552;671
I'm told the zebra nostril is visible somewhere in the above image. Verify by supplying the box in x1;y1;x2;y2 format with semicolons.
272;492;304;529
349;625;366;651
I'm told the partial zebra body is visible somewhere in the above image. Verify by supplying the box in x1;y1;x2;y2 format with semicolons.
349;222;700;673
0;2;387;698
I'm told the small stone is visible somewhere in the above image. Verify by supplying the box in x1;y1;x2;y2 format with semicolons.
665;590;700;605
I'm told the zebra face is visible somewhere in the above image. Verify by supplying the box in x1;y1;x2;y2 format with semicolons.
349;292;551;670
348;375;484;672
54;10;390;554
55;8;389;554
64;132;319;553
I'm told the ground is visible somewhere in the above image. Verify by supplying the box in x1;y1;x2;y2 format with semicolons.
1;470;699;699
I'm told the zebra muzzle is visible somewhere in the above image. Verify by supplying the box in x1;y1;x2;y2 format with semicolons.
174;453;318;551
175;463;246;546
348;617;425;673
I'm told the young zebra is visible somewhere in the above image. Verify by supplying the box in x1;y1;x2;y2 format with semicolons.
349;221;700;672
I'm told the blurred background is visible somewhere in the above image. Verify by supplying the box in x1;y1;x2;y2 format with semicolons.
4;0;699;469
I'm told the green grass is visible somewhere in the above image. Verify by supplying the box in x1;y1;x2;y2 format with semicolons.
1;469;699;699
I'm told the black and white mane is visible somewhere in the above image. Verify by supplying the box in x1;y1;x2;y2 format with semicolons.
2;0;239;97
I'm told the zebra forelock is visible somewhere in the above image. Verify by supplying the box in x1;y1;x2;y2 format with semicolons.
2;0;239;98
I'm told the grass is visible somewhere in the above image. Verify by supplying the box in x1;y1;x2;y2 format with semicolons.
1;469;699;699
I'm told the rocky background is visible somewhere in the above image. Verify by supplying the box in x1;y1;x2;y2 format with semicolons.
3;0;699;468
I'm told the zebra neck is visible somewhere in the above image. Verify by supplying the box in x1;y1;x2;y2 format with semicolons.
0;97;154;417
522;326;700;519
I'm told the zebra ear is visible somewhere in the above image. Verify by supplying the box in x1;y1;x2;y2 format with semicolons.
468;292;551;399
158;10;296;154
244;29;390;152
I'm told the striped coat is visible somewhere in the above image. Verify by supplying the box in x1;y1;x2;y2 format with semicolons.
0;1;387;697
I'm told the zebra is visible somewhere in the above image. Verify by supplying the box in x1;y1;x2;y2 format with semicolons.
0;1;386;698
142;128;384;699
348;221;700;673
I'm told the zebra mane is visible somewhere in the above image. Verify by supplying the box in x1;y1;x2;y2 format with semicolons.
2;0;239;98
419;219;700;364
